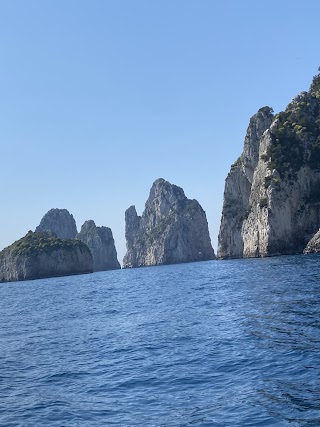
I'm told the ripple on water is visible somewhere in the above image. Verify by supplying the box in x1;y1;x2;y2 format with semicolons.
0;256;319;426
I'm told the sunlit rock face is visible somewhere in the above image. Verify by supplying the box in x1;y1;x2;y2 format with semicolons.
123;178;215;268
218;72;320;258
36;208;77;239
218;107;274;259
77;220;121;271
304;230;320;254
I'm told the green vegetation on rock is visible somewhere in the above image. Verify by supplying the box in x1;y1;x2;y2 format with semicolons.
259;197;268;208
6;231;89;258
258;106;274;115
264;71;320;179
230;157;241;171
146;214;174;243
144;199;199;244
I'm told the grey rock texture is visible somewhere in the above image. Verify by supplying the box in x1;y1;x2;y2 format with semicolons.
218;72;320;258
218;107;274;258
304;230;320;254
36;208;77;239
123;178;215;267
0;231;93;283
77;220;121;271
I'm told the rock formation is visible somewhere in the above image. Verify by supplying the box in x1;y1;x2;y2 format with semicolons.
123;178;215;267
77;220;121;271
35;209;120;271
304;230;320;254
218;71;320;258
0;231;93;283
36;208;77;239
218;107;274;258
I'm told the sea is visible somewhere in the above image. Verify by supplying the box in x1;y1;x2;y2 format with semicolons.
0;255;319;426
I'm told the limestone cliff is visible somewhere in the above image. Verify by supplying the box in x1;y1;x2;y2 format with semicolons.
77;220;121;271
123;178;215;267
36;208;77;239
218;107;274;258
304;230;320;254
218;71;320;258
0;231;93;283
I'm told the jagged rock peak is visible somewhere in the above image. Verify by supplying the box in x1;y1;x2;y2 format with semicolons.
123;178;215;268
242;107;274;171
79;220;96;233
0;231;93;283
77;220;121;272
125;206;141;236
36;208;77;239
146;178;186;206
217;107;274;259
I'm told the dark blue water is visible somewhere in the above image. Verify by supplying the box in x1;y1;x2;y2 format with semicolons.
0;255;320;426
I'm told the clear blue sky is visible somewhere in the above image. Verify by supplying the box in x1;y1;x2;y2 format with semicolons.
0;0;319;262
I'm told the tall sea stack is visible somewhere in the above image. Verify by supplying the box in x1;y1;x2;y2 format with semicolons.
77;220;121;271
123;178;215;267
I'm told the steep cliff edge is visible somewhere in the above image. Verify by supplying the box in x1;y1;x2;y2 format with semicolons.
218;72;320;258
36;208;77;239
218;107;274;258
77;220;121;271
0;231;93;282
123;178;215;267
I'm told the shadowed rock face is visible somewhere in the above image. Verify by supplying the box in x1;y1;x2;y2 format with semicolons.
36;208;77;239
123;178;215;268
77;220;121;271
0;231;93;283
218;72;320;259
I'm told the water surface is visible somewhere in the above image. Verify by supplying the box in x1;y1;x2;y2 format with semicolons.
0;255;319;426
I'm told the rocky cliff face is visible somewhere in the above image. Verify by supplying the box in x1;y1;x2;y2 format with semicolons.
0;231;93;283
218;107;274;258
36;208;77;239
77;220;121;271
123;178;215;267
304;229;320;254
218;72;320;258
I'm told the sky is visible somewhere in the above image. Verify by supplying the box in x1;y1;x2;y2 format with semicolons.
1;0;320;263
